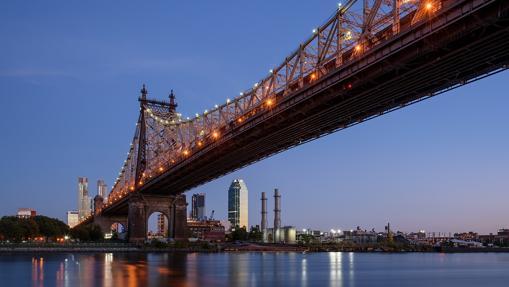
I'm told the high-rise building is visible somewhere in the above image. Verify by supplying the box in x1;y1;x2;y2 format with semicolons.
157;214;168;236
228;179;248;229
191;193;206;220
97;179;108;202
78;177;91;221
67;210;79;228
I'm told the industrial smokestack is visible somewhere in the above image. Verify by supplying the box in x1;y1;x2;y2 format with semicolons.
261;192;267;242
261;192;267;231
274;188;281;230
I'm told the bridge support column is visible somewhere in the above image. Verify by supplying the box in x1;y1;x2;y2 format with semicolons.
93;215;128;237
171;194;188;241
128;194;147;243
126;193;188;243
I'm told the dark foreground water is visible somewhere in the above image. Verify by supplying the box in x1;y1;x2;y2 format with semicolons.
1;252;509;286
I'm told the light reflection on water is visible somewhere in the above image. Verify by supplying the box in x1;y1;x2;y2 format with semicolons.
2;252;509;286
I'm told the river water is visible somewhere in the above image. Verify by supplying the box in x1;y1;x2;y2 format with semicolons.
1;252;508;286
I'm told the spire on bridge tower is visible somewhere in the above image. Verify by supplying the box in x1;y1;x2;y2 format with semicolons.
169;89;178;113
140;84;148;101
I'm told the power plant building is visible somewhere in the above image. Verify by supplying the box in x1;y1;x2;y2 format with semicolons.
261;192;268;242
260;189;296;244
228;179;248;229
273;189;282;242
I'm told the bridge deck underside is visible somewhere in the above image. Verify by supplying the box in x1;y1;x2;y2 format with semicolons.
101;0;508;215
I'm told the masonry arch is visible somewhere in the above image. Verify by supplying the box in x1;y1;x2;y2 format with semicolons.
109;222;127;240
147;211;170;239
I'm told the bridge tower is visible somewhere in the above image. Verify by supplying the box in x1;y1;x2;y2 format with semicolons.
168;89;178;114
125;85;188;243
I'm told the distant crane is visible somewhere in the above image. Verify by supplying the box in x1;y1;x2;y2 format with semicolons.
209;210;215;221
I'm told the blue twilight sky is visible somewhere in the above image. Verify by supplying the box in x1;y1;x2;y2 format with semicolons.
0;1;507;234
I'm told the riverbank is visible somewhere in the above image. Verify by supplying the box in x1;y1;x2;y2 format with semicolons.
439;246;509;253
1;242;509;253
0;242;304;253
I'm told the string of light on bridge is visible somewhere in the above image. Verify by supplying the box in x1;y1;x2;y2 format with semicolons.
91;0;440;219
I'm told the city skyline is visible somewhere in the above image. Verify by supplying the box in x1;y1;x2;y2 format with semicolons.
0;0;508;235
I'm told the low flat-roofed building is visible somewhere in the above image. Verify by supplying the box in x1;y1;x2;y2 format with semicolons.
343;227;378;244
17;208;36;218
187;220;225;242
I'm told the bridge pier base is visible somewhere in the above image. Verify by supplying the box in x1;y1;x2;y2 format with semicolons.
93;215;128;236
127;193;188;243
128;194;147;243
170;194;188;241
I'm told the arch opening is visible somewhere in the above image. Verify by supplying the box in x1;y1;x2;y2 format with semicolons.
147;212;170;241
105;222;127;240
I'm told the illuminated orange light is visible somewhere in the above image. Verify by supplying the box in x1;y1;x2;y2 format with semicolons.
425;2;432;10
129;186;134;191
212;131;219;139
159;166;164;172
266;99;274;106
138;181;143;185
183;150;190;156
237;117;243;123
355;45;362;52
310;73;317;80
197;141;203;147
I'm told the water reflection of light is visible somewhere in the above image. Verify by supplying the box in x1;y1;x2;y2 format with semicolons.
348;252;355;282
329;252;342;286
39;257;44;282
229;253;250;286
31;257;37;284
56;262;64;287
103;253;113;287
127;263;138;287
31;257;44;287
287;253;297;280
301;257;307;285
186;252;198;287
64;256;73;287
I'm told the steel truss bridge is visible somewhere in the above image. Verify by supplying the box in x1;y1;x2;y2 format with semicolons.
79;0;509;241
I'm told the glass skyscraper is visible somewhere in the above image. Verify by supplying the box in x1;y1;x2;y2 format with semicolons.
228;179;248;229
